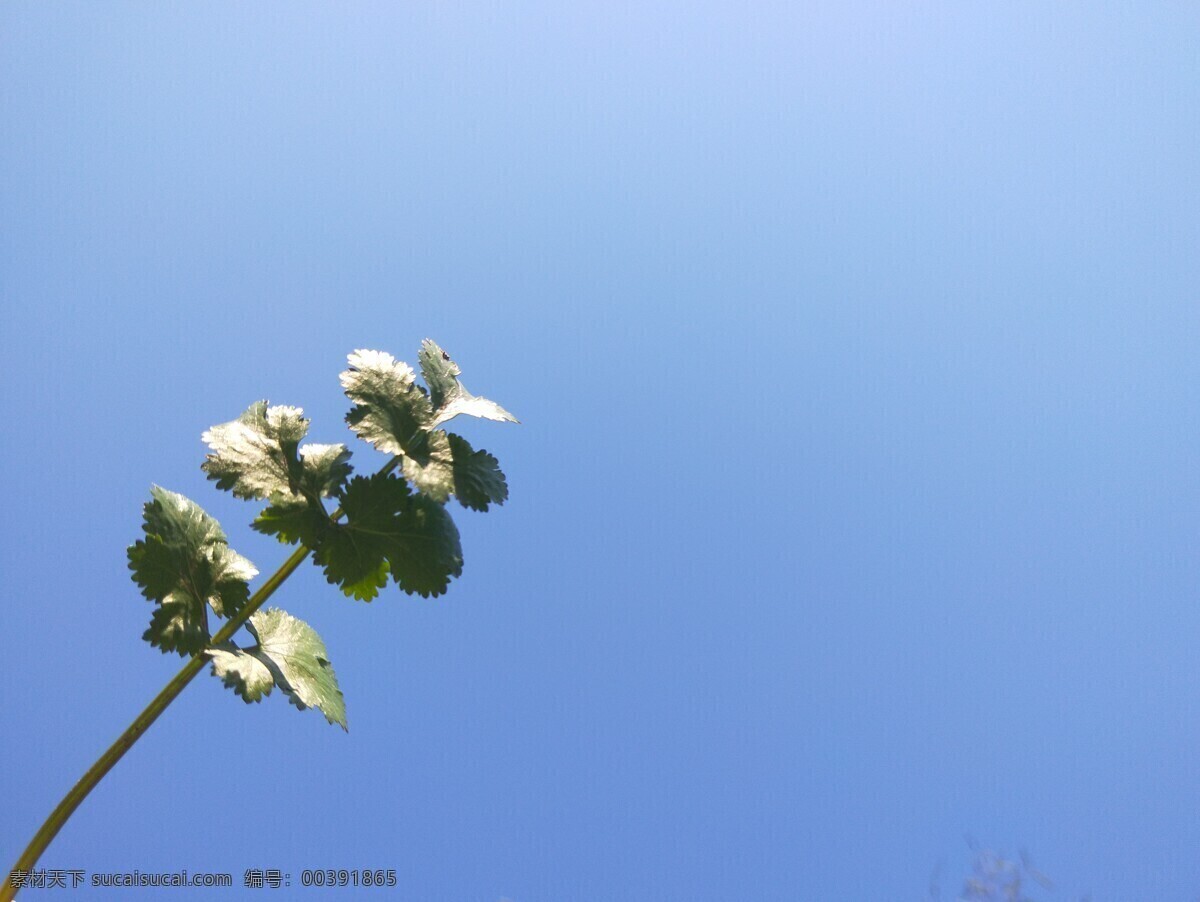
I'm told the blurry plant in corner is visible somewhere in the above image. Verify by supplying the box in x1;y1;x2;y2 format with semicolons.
930;842;1075;902
3;341;517;901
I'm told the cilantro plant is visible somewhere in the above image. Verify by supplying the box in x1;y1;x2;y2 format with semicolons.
3;342;516;898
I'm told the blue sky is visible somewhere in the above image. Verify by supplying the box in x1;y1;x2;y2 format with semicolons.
2;3;1199;899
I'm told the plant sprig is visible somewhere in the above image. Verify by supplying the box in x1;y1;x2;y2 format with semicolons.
3;341;516;900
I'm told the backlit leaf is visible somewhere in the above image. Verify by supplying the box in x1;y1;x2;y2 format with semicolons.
128;487;257;655
316;472;463;599
208;608;346;730
341;349;435;457
418;339;518;428
202;402;309;500
399;431;507;510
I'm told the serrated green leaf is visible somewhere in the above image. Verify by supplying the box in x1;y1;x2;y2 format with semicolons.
201;402;310;500
314;530;391;601
299;443;354;497
206;547;257;618
398;428;455;500
204;404;350;555
208;608;347;730
446;433;508;511
251;496;331;547
384;491;464;595
208;642;274;702
418;339;518;428
398;431;508;510
128;487;257;656
144;599;209;656
247;609;347;729
315;472;409;600
316;472;463;598
341;349;436;457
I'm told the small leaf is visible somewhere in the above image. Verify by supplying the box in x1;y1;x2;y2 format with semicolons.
144;599;208;656
251;496;331;547
204;405;350;553
418;339;518;428
298;443;354;497
399;432;508;510
341;349;435;457
247;609;347;729
446;434;508;511
315;472;410;600
315;530;391;601
128;487;257;656
398;429;455;501
316;472;463;599
201;402;310;500
385;491;464;596
208;608;347;730
208;642;274;702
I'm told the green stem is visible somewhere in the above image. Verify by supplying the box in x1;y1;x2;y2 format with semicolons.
3;545;311;901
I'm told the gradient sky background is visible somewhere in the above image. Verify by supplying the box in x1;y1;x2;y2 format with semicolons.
3;3;1199;900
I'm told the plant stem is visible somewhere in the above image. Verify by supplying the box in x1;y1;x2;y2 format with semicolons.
2;544;311;901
